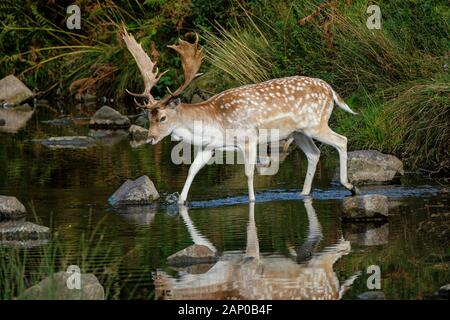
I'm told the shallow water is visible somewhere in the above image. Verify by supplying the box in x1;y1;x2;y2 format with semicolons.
0;102;448;300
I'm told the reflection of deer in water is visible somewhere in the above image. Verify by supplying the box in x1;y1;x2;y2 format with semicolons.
154;199;359;300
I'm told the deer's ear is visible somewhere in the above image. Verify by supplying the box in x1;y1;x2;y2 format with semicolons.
166;98;181;110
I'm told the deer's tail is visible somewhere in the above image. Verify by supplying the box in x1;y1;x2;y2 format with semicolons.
332;89;357;115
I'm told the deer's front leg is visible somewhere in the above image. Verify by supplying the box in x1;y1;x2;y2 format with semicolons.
243;140;257;202
179;147;214;204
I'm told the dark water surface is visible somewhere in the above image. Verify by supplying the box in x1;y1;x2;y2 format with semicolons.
0;103;448;299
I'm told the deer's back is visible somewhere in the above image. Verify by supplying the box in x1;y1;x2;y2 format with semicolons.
206;76;334;130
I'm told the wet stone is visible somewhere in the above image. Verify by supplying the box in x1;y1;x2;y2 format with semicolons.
129;124;148;141
357;291;386;300
0;75;33;105
35;136;96;149
0;195;26;219
167;244;219;266
89;106;130;128
0;221;50;241
21;271;104;300
340;150;404;185
108;175;160;206
341;195;389;221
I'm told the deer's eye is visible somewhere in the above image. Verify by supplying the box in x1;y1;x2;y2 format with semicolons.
160;116;167;123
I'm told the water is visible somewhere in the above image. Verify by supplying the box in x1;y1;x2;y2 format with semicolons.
0;102;448;299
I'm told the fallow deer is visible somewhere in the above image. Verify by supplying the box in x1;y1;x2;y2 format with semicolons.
121;27;358;204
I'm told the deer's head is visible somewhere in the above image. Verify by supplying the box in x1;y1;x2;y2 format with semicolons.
121;27;204;144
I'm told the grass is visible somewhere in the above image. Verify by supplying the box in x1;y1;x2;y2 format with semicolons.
198;0;449;173
0;207;151;300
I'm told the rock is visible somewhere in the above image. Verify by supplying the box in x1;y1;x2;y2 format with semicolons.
167;244;218;266
434;284;450;299
0;239;49;249
21;271;104;300
89;106;130;128
0;221;49;241
0;75;34;105
343;222;389;246
357;291;386;300
134;115;149;128
0;104;34;133
35;136;96;149
0;195;26;219
129;124;148;141
341;195;389;221
88;129;128;146
108;175;160;206
341;150;404;185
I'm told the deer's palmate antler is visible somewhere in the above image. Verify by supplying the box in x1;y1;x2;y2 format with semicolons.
121;27;203;109
121;26;358;205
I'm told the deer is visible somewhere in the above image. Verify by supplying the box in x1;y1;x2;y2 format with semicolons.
121;27;359;205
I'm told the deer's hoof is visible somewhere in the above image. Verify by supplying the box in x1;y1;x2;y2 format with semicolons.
350;186;361;196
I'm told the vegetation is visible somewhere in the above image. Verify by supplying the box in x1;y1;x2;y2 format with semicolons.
0;0;448;172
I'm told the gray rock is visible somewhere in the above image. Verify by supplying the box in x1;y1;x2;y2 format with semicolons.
0;221;49;241
167;244;218;266
0;195;26;219
0;75;33;105
129;124;148;141
89;106;130;128
0;239;49;249
134;115;149;128
341;150;404;184
0;104;34;133
21;271;104;300
357;291;386;300
35;136;96;149
343;222;389;246
108;175;160;206
88;129;128;146
341;195;389;221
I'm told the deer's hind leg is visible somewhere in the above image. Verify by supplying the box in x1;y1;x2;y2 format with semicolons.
294;132;320;195
307;126;355;193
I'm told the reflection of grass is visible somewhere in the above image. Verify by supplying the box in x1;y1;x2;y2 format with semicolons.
0;207;152;300
336;213;450;300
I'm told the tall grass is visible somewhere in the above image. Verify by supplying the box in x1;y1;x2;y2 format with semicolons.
199;0;449;173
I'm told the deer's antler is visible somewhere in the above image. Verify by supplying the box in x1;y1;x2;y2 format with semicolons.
167;34;204;98
121;26;167;108
121;27;203;109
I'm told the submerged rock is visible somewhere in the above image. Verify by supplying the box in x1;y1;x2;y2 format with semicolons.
0;195;26;219
341;195;389;221
341;150;404;184
88;129;128;146
89;106;130;128
129;124;148;141
167;244;219;266
357;291;386;300
21;271;104;300
0;75;33;105
0;221;50;241
343;222;389;246
35;136;96;149
108;175;160;206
